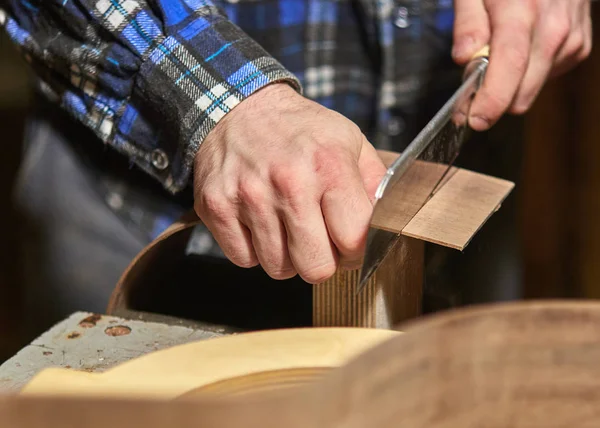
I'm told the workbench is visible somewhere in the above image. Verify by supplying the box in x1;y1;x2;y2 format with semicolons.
0;312;225;393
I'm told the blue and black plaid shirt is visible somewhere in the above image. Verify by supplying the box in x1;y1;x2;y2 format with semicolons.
2;0;458;241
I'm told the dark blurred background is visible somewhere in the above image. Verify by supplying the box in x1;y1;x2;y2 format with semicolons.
2;5;600;363
0;30;30;363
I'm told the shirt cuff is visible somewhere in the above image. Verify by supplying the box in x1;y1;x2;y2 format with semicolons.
114;14;302;193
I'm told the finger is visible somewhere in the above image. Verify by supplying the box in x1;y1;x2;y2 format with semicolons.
468;1;535;131
194;190;259;268
510;7;570;114
554;4;584;65
247;215;297;280
282;201;339;283
581;2;593;61
237;179;297;280
550;3;591;78
336;140;387;271
357;138;388;204
270;167;338;284
452;0;491;64
321;152;374;269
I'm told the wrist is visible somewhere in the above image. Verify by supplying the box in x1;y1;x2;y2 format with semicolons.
201;82;299;145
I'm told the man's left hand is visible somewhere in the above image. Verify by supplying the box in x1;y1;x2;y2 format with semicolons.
452;0;592;131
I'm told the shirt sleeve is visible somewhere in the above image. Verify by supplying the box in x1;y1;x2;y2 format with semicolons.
0;0;302;193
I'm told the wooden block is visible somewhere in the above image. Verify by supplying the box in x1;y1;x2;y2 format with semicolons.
313;151;515;329
313;237;424;329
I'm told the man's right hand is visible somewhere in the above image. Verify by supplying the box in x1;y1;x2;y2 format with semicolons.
193;83;387;284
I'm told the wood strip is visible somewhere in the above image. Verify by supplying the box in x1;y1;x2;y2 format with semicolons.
377;151;514;250
371;161;459;234
402;168;515;250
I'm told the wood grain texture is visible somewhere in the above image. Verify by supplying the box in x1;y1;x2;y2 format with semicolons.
5;301;600;428
403;168;514;250
570;10;600;300
521;67;573;298
372;158;456;234
313;237;424;329
306;300;600;428
313;152;512;329
377;150;513;249
521;3;600;300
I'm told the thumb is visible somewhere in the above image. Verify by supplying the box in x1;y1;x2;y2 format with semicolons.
452;0;491;65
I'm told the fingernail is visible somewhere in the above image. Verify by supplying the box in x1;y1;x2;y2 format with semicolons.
469;115;491;131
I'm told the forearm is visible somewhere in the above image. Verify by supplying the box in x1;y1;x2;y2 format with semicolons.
0;0;301;193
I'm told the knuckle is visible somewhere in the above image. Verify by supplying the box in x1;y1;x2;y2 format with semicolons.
210;229;258;269
552;15;571;40
511;88;542;115
579;41;592;61
511;99;532;115
227;251;258;269
270;163;314;217
270;164;304;197
567;33;586;56
544;17;571;56
238;179;268;210
495;17;532;54
257;247;297;280
336;232;365;258
195;188;230;221
478;89;512;117
314;148;353;187
510;103;528;115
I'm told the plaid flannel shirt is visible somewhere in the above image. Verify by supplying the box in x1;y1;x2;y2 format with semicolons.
2;0;458;241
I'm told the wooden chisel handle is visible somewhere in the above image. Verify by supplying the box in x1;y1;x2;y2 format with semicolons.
471;44;490;60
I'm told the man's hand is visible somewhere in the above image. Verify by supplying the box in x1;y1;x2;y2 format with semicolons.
453;0;592;130
193;83;387;284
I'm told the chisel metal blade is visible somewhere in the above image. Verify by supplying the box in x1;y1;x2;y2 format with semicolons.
357;49;489;294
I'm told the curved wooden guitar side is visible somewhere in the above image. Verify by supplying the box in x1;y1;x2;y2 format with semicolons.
4;301;600;427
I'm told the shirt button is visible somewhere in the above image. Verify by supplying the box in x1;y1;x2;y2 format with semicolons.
106;192;124;210
151;149;169;171
387;116;406;136
394;6;411;29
